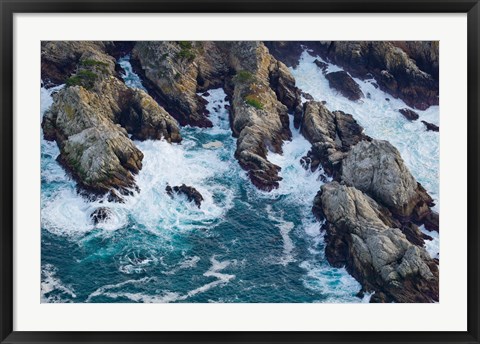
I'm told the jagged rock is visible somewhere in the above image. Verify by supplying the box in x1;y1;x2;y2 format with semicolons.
301;91;314;101
132;41;301;191
301;101;336;145
90;207;112;225
131;41;228;127
315;182;439;303
42;49;181;198
262;41;439;109
45;86;144;195
422;121;439;132
390;41;439;80
325;71;364;101
300;101;367;176
333;110;366;149
119;89;182;142
166;184;204;208
41;41;116;86
424;211;440;232
341;139;433;218
263;41;305;68
400;222;427;247
399;108;419;121
313;59;328;73
269;60;302;111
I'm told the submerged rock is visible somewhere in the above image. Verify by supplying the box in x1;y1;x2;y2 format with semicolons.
313;59;328;73
90;207;112;225
325;71;364;101
421;120;439;132
315;182;439;303
202;141;223;149
166;184;204;208
399;108;419;121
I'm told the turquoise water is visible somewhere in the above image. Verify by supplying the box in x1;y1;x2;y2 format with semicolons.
40;52;439;303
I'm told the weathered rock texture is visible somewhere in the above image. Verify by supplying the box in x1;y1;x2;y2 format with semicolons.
314;182;439;303
131;41;228;127
42;45;181;198
299;101;368;177
42;41;112;86
325;71;364;101
399;108;419;121
219;41;301;191
341;140;433;219
40;41;136;86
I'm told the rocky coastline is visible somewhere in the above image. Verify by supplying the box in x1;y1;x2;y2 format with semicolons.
41;40;439;303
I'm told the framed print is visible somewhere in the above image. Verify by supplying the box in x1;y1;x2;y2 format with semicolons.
1;1;479;343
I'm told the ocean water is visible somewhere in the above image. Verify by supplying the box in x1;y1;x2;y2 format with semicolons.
40;52;439;303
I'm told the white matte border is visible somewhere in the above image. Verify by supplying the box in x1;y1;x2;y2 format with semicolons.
13;13;468;331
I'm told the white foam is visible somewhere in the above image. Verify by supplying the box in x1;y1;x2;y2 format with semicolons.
162;256;201;275
184;256;235;299
291;51;440;209
40;83;64;115
117;55;147;91
41;264;77;303
263;115;328;204
124;137;235;235
266;205;295;266
41;84;236;238
118;249;161;275
86;277;156;302
420;225;440;259
87;256;234;303
200;88;231;133
299;260;363;303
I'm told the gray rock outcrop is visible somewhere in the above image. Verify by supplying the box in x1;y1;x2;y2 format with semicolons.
314;182;439;303
299;101;368;176
341;140;433;218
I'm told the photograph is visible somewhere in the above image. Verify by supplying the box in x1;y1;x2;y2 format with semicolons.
40;40;440;304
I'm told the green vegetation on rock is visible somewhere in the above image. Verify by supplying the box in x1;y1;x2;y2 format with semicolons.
66;70;98;89
178;41;193;49
244;94;264;110
176;41;196;61
234;70;254;83
80;59;109;68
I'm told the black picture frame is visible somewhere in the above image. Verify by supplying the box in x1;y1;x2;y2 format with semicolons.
1;1;479;343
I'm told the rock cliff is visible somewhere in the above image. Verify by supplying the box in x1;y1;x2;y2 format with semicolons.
314;182;439;303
